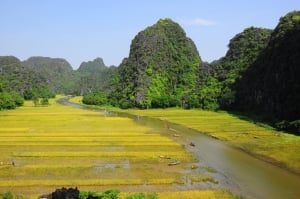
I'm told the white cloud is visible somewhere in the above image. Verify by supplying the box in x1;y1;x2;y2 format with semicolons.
180;18;217;26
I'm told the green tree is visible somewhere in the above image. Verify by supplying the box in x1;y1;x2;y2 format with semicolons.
82;92;108;106
0;92;16;110
126;192;158;199
41;98;49;106
10;91;24;107
199;77;221;110
32;97;40;107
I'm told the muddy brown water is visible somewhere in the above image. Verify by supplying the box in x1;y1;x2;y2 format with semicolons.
61;99;300;199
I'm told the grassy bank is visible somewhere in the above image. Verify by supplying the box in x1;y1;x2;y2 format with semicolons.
70;96;300;174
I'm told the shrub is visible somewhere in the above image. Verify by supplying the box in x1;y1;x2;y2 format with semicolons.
82;92;107;106
0;92;16;110
79;191;100;199
0;192;13;199
79;189;120;199
24;88;55;100
102;189;120;199
185;94;200;109
289;120;300;135
32;96;39;107
151;95;178;108
276;120;300;135
119;99;133;109
41;98;49;106
126;192;158;199
0;191;23;199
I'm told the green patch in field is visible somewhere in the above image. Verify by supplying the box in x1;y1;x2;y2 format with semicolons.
204;166;217;173
190;174;218;184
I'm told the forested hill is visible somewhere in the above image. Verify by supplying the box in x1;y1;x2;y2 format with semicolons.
109;18;201;109
0;56;52;94
206;27;272;109
75;58;117;95
0;56;53;109
234;11;300;133
22;56;76;94
77;57;106;74
0;55;115;109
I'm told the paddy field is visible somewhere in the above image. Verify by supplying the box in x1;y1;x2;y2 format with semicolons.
0;97;235;198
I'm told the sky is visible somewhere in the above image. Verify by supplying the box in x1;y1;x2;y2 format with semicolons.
1;0;299;69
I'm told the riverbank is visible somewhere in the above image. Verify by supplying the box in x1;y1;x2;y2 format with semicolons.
69;96;300;175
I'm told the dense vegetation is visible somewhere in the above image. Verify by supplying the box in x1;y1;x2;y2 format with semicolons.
82;92;107;105
0;56;116;110
0;56;54;110
75;58;117;95
198;11;300;134
79;189;158;199
206;27;272;110
108;18;201;109
22;56;76;94
234;11;300;134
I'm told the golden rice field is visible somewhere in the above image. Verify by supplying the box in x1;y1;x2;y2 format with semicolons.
70;97;300;174
157;190;234;199
120;190;234;199
0;97;234;199
114;108;300;175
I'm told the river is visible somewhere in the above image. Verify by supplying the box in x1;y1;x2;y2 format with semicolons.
60;99;300;199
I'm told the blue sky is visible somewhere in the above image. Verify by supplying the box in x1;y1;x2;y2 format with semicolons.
1;0;299;69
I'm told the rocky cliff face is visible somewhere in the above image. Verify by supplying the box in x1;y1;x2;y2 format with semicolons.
75;57;117;95
22;56;75;93
0;56;49;95
77;57;106;74
112;18;201;108
235;11;300;123
207;27;272;109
